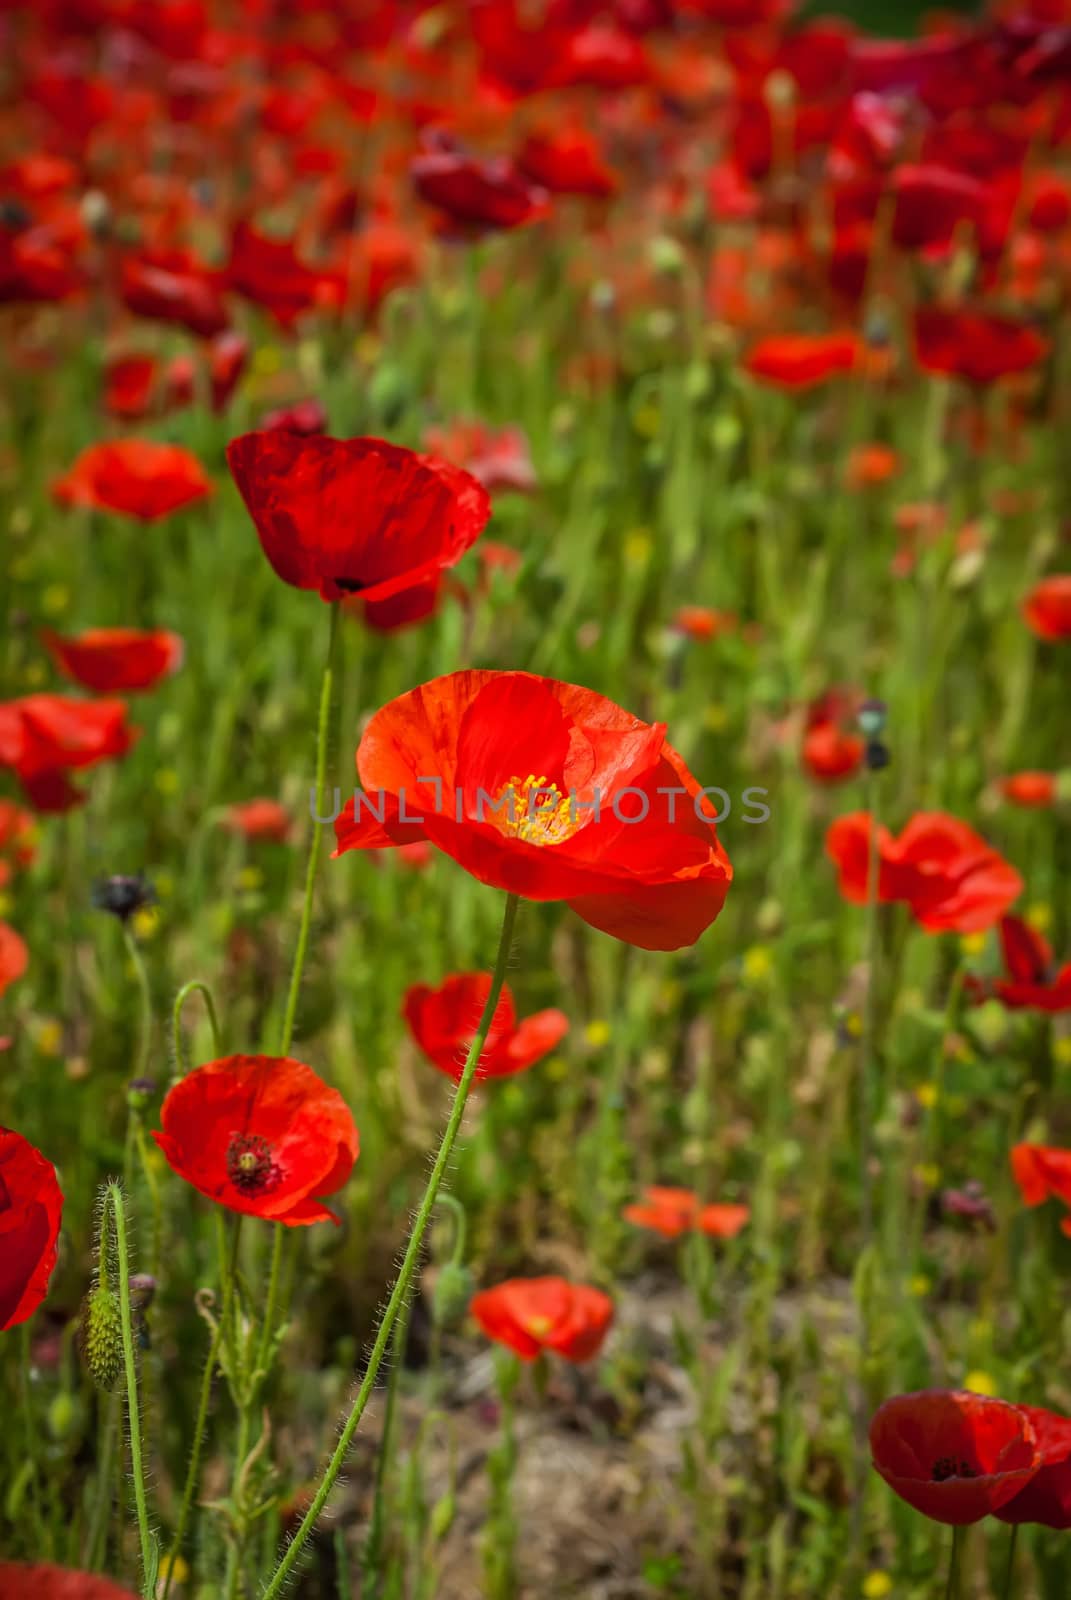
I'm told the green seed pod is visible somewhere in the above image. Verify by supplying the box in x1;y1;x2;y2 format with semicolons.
81;1284;124;1391
432;1262;474;1330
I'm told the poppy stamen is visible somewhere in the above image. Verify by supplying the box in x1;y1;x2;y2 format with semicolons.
491;774;580;847
932;1456;979;1482
226;1133;280;1194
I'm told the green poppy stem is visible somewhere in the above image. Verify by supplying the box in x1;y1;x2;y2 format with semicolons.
261;891;521;1600
107;1182;157;1597
944;1524;962;1600
1001;1522;1020;1600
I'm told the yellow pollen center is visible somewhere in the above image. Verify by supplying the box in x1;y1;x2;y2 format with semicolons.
490;774;580;847
524;1314;554;1337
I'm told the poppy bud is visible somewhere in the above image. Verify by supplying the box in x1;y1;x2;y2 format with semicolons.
865;740;891;771
127;1078;157;1109
433;1262;475;1329
81;1284;124;1391
92;874;156;923
858;699;888;739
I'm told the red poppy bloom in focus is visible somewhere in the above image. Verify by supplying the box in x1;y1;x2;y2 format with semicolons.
42;628;184;694
0;695;138;811
403;972;568;1083
226;431;491;604
914;308;1049;386
152;1054;359;1226
967;916;1071;1013
1012;1144;1071;1229
826;811;1021;932
0;923;29;997
332;670;733;951
870;1391;1040;1524
997;1407;1071;1529
999;772;1057;808
222;799;292;843
0;1566;135;1600
0;800;36;885
470;1276;613;1363
0;1127;63;1332
53;440;212;522
743;332;860;390
1022;576;1071;641
411;130;550;233
624;1185;750;1240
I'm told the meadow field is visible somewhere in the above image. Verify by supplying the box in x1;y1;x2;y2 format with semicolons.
1;1;1070;1597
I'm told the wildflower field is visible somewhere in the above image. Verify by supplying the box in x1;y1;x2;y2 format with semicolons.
2;1;1071;1597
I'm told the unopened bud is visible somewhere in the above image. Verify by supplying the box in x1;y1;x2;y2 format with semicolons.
433;1262;474;1329
82;1285;124;1391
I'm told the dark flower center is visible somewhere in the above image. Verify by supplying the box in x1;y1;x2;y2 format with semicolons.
226;1133;280;1194
932;1457;979;1482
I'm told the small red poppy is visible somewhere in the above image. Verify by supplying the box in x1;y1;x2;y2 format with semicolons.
1022;576;1071;641
260;399;328;436
120;250;230;339
222;799;292;843
997;1406;1071;1529
422;420;538;497
53;440;212;522
104;354;158;420
0;1566;135;1600
411;130;550;233
968;917;1071;1013
670;607;737;642
153;1054;358;1226
0;694;138;812
870;1390;1040;1525
516;125;618;198
332;670;733;952
802;721;864;783
0;1127;64;1332
826;811;1021;932
226;431;491;605
225;219;345;328
1011;1143;1071;1226
624;1185;749;1240
0;800;36;884
743;332;860;390
0;923;29;997
42;628;184;694
914;308;1049;386
403;973;568;1083
998;772;1057;808
470;1277;613;1363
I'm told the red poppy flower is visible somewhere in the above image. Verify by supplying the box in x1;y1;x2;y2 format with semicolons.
670;607;737;642
968;916;1071;1013
42;628;184;694
351;575;446;634
0;1128;63;1333
119;250;230;340
997;1407;1071;1529
103;354;158;420
225;219;345;328
846;444;900;488
332;670;733;952
624;1185;749;1240
551;20;651;89
1012;1144;1071;1228
470;1277;613;1363
890;164;988;252
870;1391;1040;1524
0;801;36;885
999;772;1057;808
53;441;212;522
1022;576;1071;641
0;695;138;811
743;332;860;390
411;130;550;233
0;923;29;997
0;1566;135;1600
914;308;1049;386
0;224;85;307
802;721;864;783
422;420;537;496
403;973;567;1083
152;1054;358;1226
516;125;618;198
226;431;491;605
222;799;292;843
826;811;1021;932
260;399;328;436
